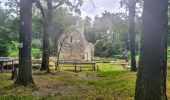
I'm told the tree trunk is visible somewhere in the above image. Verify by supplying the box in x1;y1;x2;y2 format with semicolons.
135;0;168;99
11;68;18;80
15;0;34;85
54;30;62;54
129;0;137;71
41;0;53;73
41;21;50;71
123;33;129;62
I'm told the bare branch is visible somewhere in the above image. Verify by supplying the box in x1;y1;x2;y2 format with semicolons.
56;31;72;68
90;0;96;9
52;0;65;10
35;0;45;20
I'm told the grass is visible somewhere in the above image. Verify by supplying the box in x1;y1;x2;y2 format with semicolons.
0;62;170;100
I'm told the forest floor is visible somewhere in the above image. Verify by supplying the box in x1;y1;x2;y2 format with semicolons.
0;62;170;100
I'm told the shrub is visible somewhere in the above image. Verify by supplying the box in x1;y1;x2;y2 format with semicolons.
32;39;42;49
8;41;19;57
32;48;41;59
0;42;8;56
94;40;123;57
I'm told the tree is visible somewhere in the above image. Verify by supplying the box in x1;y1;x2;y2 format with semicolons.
15;0;34;85
35;0;83;72
91;12;129;57
0;1;20;57
0;8;10;56
56;30;72;70
84;16;97;44
38;0;53;73
50;7;81;55
135;0;168;99
128;0;137;71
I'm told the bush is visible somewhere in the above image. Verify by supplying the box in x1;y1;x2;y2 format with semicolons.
32;39;42;49
94;40;123;57
0;42;8;56
8;41;19;57
168;46;170;60
8;50;18;57
32;48;41;59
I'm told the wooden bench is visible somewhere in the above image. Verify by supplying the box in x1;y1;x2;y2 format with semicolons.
57;61;96;72
0;57;18;74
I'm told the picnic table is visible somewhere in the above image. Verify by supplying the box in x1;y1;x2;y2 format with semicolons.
0;57;18;74
57;61;96;72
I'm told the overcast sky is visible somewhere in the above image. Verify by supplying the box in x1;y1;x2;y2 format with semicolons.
0;0;123;18
80;0;123;18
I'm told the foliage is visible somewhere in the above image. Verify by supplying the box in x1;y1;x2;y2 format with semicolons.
167;46;170;59
94;40;123;57
50;7;81;54
84;12;130;57
32;48;42;59
8;41;19;57
0;8;13;56
84;16;97;44
0;41;8;57
32;39;42;49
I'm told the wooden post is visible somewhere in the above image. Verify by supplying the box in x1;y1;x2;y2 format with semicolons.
57;65;60;71
55;62;59;71
80;66;82;72
0;66;2;74
11;68;18;80
93;63;96;71
0;62;3;74
91;64;93;70
75;64;77;72
5;62;8;70
12;60;14;70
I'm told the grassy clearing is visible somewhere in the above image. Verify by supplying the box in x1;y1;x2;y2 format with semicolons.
0;62;170;100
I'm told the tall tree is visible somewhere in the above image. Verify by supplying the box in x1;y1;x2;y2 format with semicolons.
135;0;168;99
15;0;34;85
39;0;53;72
128;0;137;71
35;0;82;72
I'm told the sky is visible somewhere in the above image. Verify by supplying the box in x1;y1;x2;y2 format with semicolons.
0;0;123;18
80;0;124;18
